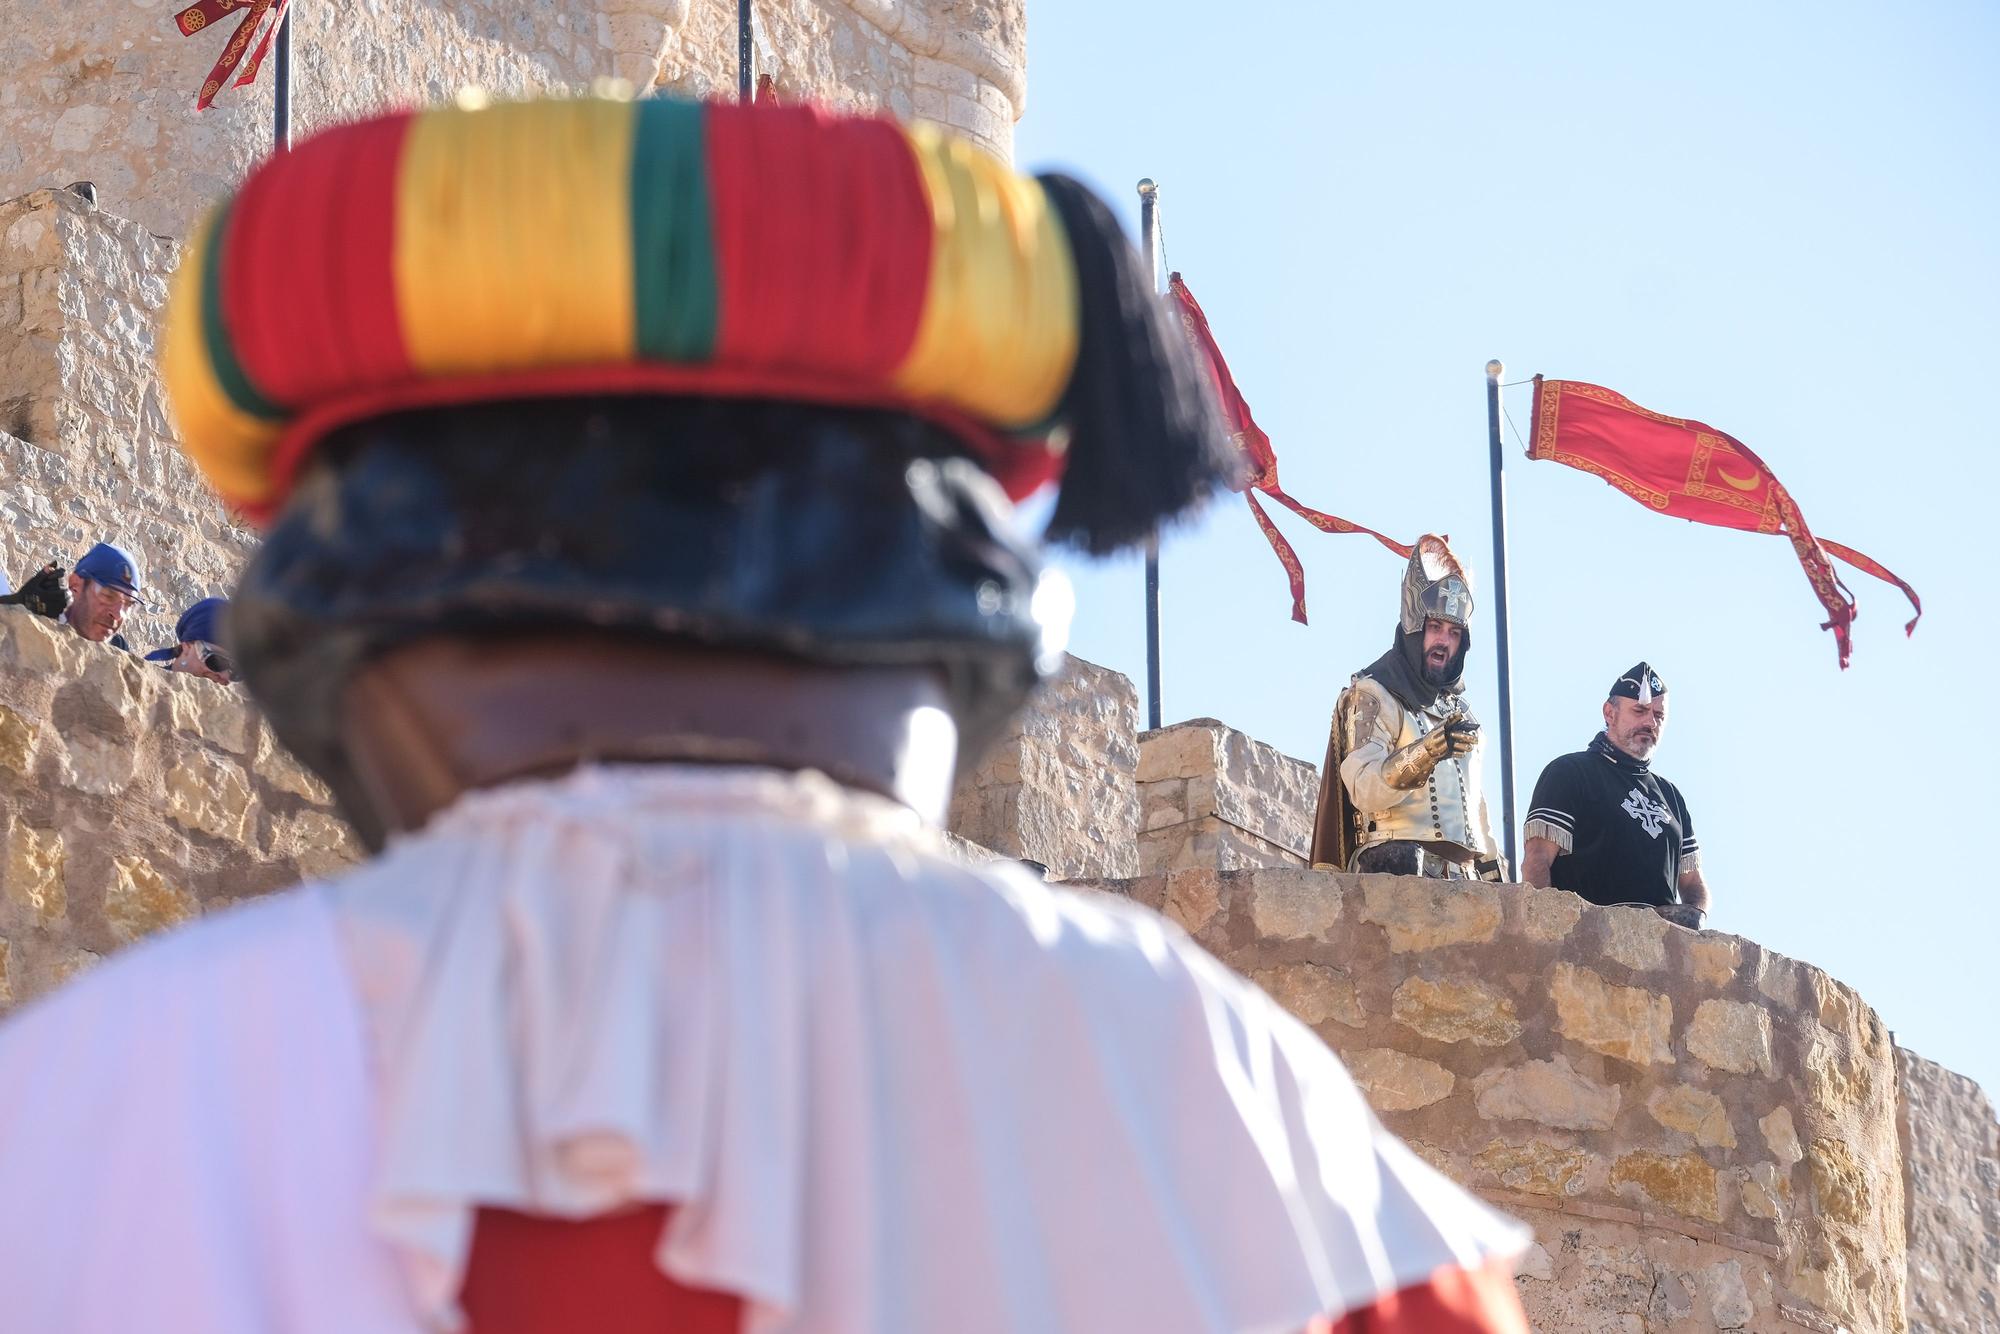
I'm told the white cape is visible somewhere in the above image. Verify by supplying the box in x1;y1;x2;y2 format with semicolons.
0;765;1523;1332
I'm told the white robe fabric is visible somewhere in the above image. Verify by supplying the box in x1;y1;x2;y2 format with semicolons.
0;765;1523;1333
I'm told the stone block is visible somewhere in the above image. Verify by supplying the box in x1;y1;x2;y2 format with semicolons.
1245;870;1340;941
1646;1084;1737;1148
946;655;1139;879
1705;1259;1755;1329
1550;962;1674;1065
102;854;198;945
1473;1054;1620;1130
1759;1105;1803;1165
1357;877;1501;952
1610;1149;1720;1223
1512;885;1583;941
0;703;34;774
1598;905;1667;971
60;730;137;796
1807;1138;1871;1228
1685;998;1774;1076
1686;935;1741;988
1159;869;1222;936
1347;1048;1454;1113
2;815;65;924
1135;718;1315;871
275;810;361;881
1474;1139;1593;1197
1252;961;1364;1034
1739;1161;1788;1221
1391;975;1521;1047
165;748;257;842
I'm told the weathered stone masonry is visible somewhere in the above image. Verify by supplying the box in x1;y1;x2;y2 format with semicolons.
3;4;1994;1329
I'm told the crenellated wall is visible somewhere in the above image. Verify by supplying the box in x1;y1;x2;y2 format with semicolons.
1079;864;1907;1332
947;654;1141;879
1137;716;1316;874
0;606;360;1008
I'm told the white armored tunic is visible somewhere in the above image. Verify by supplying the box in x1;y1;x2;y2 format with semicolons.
1337;675;1500;863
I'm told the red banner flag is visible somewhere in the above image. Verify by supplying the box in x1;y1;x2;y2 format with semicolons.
1169;274;1412;624
176;0;285;110
1528;377;1920;667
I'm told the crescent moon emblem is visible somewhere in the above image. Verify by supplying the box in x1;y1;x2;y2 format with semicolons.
1716;464;1762;491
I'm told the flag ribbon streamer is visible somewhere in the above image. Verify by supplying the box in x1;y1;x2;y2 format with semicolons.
1169;273;1410;624
1528;376;1920;667
176;0;288;111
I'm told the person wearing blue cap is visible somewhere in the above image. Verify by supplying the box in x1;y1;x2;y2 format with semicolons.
60;540;147;650
145;597;234;683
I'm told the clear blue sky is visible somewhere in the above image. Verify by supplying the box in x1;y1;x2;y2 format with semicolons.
1014;1;1999;1095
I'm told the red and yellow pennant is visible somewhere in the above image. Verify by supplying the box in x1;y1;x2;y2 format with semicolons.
1528;376;1920;667
1170;274;1412;624
175;0;288;110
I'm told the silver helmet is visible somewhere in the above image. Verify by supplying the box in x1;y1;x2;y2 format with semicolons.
1398;534;1474;635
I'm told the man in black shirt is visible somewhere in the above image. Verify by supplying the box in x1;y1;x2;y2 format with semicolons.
1521;663;1710;928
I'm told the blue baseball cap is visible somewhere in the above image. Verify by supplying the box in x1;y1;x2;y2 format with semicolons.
74;542;145;602
174;596;228;647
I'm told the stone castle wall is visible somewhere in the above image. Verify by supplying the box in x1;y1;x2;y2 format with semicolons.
0;0;1025;650
1137;716;1316;874
1897;1048;2000;1333
947;655;1140;879
1074;695;1996;1333
0;606;359;1009
2;0;1025;243
0;187;251;654
1089;865;1907;1333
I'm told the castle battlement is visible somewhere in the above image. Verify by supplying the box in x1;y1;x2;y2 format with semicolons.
1;6;1992;1328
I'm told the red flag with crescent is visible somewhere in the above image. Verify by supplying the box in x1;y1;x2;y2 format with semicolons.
1528;377;1920;667
1169;274;1412;625
176;0;287;110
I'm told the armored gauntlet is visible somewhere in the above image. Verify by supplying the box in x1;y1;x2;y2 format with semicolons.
1380;717;1479;790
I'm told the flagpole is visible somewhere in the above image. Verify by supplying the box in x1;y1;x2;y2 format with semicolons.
272;2;293;152
738;0;754;101
1485;359;1518;874
1139;178;1163;730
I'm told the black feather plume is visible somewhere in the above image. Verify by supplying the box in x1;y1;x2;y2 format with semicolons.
1035;173;1234;556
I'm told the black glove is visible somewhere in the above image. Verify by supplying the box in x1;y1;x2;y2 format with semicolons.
0;564;69;619
1655;902;1706;931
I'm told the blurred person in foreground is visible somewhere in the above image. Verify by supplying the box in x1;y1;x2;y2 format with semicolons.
1522;662;1709;928
0;95;1526;1333
145;596;236;683
1310;536;1506;881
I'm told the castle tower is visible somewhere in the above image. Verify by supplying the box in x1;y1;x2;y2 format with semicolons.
0;0;1026;650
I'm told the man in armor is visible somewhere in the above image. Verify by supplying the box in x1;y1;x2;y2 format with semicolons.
1311;536;1506;880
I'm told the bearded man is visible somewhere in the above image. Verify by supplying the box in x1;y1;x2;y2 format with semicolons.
1310;537;1505;880
0;95;1526;1333
1521;662;1708;928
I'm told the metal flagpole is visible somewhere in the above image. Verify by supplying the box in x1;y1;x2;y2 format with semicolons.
272;2;293;152
738;0;754;101
1138;178;1163;730
1484;359;1518;873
